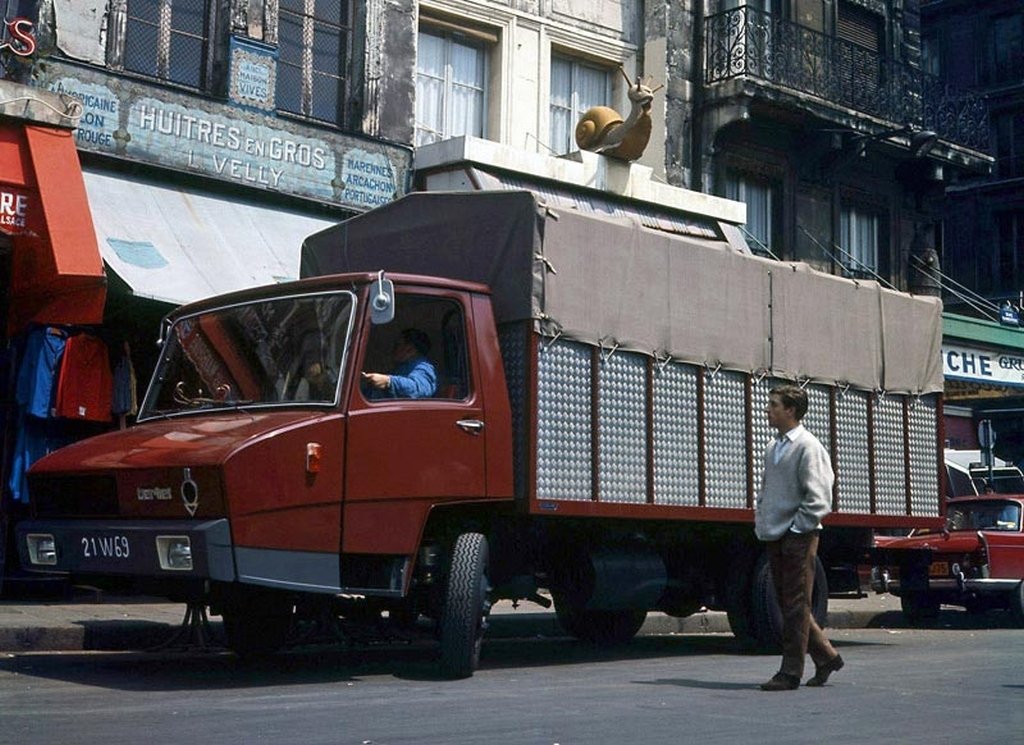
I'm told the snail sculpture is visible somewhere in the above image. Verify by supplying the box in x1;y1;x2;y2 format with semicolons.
574;70;662;162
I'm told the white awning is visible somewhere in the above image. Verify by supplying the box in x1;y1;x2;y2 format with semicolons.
83;168;340;305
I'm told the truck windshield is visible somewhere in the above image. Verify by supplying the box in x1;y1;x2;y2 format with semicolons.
139;291;355;419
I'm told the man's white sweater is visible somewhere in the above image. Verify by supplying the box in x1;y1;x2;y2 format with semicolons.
755;424;835;541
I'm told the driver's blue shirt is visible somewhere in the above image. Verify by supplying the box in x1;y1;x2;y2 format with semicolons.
385;356;437;398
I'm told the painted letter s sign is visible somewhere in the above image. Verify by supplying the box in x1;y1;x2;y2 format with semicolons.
1;18;36;57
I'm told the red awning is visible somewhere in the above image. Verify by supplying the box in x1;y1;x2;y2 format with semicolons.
2;123;106;335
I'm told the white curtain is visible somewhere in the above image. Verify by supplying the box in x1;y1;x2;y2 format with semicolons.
840;206;879;273
725;173;773;251
415;30;485;146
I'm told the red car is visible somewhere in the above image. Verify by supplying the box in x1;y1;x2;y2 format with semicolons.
873;495;1024;624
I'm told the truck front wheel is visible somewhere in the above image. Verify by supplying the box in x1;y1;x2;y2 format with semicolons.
438;532;491;678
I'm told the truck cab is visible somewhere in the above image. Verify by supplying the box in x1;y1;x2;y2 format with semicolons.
19;272;510;675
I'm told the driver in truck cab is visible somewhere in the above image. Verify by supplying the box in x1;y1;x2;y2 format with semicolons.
362;328;438;399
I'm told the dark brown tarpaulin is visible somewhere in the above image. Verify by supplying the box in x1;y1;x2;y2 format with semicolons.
301;191;943;393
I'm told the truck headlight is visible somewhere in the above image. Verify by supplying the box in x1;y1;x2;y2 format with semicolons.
156;536;193;571
26;534;57;565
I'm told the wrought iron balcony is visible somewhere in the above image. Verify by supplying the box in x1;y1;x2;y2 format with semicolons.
705;6;989;152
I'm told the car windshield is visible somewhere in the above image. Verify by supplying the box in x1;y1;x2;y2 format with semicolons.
947;501;1022;532
139;291;355;419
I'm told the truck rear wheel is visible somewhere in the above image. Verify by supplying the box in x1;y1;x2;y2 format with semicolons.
221;589;294;659
438;532;491;679
730;552;828;651
554;600;647;644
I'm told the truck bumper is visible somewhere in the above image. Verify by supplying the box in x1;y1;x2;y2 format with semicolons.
16;519;235;582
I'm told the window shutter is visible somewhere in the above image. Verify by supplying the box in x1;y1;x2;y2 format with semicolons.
837;2;882;52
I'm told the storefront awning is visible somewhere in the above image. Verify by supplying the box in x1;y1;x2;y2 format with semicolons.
82;168;341;307
2;124;106;335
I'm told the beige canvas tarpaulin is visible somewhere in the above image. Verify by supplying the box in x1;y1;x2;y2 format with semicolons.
301;190;944;394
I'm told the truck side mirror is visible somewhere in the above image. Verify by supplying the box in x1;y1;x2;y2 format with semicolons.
370;271;395;325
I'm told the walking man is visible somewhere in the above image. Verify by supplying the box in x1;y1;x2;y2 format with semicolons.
756;384;844;691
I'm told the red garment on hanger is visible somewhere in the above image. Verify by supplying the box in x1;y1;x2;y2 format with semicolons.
54;334;113;422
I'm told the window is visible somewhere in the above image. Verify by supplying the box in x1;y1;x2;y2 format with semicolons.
994;111;1024;179
840;204;880;276
124;0;209;89
549;55;611;155
921;34;940;76
993;211;1024;296
415;28;487;147
361;296;470;401
983;13;1024;86
724;171;779;255
277;0;350;125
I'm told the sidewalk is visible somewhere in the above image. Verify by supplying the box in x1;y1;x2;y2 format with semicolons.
0;587;907;653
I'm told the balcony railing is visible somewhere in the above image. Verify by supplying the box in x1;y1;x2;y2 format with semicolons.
705;6;989;152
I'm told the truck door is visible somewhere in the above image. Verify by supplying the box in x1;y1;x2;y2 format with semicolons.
342;291;487;556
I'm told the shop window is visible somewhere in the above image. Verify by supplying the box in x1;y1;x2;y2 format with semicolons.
276;0;351;126
549;54;611;155
840;203;882;278
982;13;1024;87
724;171;779;256
360;296;470;402
123;0;210;90
415;26;489;147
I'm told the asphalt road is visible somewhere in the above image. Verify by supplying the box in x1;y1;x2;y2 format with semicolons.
1;622;1022;745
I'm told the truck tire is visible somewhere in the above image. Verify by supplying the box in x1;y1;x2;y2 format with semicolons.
222;589;294;659
747;552;829;651
438;532;491;679
554;600;647;645
900;591;940;625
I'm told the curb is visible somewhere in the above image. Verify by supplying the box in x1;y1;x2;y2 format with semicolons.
0;606;887;654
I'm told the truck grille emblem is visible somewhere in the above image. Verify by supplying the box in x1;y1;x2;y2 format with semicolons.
181;468;199;517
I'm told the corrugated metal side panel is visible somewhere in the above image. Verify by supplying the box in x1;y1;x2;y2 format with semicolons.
652;362;700;506
836;390;872;513
705;370;748;509
909;396;940;517
873;396;906;515
598;352;648;503
528;335;941;519
536;340;592;501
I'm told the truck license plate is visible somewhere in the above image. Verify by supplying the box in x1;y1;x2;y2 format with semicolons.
80;534;131;560
928;561;949;577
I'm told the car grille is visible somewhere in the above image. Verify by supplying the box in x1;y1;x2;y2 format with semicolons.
28;475;119;516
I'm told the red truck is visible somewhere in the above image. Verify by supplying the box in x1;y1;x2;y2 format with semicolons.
16;191;945;677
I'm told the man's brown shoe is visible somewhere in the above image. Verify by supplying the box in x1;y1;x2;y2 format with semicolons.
805;654;844;687
760;672;800;691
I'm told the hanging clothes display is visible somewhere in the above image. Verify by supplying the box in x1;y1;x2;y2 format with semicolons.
111;342;138;420
7;326;68;503
53;333;113;422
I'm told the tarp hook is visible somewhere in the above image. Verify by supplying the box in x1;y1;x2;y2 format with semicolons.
535;253;558;274
706;361;723;380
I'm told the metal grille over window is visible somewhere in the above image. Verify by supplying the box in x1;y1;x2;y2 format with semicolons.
277;0;350;125
124;0;209;89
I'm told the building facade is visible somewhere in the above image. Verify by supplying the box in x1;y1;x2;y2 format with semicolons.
918;0;1024;461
